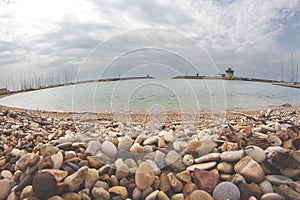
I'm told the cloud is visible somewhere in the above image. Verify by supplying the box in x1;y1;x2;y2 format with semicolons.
0;0;300;89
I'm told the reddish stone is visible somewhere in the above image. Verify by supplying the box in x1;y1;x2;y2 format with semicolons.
192;168;219;193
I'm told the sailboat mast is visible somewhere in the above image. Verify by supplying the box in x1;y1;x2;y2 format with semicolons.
291;52;294;82
281;64;283;81
296;64;299;83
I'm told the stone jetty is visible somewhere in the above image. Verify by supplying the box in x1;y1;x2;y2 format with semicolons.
0;106;300;200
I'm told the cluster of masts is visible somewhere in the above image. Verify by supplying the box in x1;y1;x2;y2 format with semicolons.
282;52;299;83
3;70;74;92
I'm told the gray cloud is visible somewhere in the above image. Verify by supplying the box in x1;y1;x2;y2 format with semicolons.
0;0;300;89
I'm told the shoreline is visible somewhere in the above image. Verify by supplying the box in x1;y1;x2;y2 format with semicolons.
1;104;299;124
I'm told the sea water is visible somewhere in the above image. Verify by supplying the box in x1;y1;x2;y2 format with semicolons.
0;79;299;113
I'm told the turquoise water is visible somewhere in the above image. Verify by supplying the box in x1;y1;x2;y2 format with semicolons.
0;79;299;113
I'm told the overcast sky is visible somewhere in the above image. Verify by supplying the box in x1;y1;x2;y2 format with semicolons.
1;0;300;89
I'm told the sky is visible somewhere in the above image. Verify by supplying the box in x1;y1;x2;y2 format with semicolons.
1;0;300;90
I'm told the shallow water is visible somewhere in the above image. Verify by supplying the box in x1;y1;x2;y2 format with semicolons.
0;79;299;113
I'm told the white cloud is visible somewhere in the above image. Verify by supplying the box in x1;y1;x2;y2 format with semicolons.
0;0;300;88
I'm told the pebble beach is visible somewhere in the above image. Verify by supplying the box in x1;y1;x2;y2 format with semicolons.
0;105;300;200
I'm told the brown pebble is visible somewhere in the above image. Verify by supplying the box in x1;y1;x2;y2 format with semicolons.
135;162;155;190
190;190;213;200
32;171;58;200
239;182;262;200
234;156;265;183
192;168;219;193
158;191;170;200
61;193;81;200
109;186;128;200
183;182;198;198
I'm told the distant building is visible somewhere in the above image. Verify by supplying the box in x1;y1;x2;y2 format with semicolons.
225;68;234;78
0;88;9;95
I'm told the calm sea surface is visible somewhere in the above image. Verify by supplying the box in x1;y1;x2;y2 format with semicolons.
0;79;299;113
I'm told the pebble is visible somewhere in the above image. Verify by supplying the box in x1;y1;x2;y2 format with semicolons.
51;151;64;169
158;191;170;200
102;141;117;157
143;136;158;145
183;154;194;166
172;141;182;152
171;193;184;200
213;182;240;200
20;185;33;199
145;190;159;200
176;170;191;183
61;193;81;200
65;166;89;191
192;168;219;193
132;188;142;200
32;171;58;200
41;169;68;182
108;186;128;199
165;150;186;172
261;193;286;200
15;153;32;172
280;167;300;178
163;132;175;142
1;170;13;179
154;150;166;168
239;182;262;200
85;141;102;155
230;174;246;185
234;156;265;182
130;143;144;153
85;168;100;190
245;146;266;163
190;190;213;200
220;150;244;162
135;162;155;190
265;175;293;185
160;173;171;192
261;125;276;132
259;180;273;194
217;162;233;174
0;179;11;200
48;195;64;200
115;164;130;179
186;162;217;171
118;136;133;151
194;153;220;163
92;187;110;200
39;144;59;157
